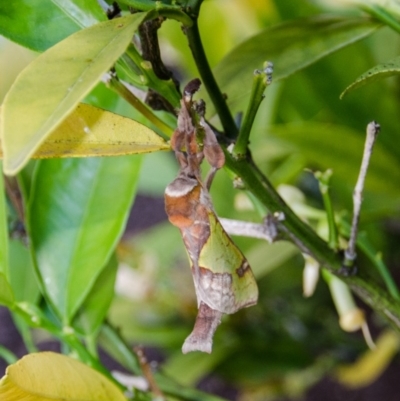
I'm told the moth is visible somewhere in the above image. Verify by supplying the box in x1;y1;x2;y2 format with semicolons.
164;79;258;354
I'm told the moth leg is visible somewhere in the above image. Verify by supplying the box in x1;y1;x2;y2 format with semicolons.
170;128;184;153
182;302;223;354
204;167;218;191
201;118;225;190
201;118;225;168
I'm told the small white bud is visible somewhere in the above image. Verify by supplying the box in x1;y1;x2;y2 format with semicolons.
303;254;320;297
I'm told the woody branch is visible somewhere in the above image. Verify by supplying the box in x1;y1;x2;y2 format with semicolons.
186;1;400;332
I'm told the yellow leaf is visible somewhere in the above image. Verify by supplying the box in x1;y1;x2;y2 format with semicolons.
0;103;169;162
1;13;146;176
335;330;400;388
0;352;127;401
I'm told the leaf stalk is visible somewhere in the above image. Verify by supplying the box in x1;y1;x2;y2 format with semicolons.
107;75;174;138
314;169;339;251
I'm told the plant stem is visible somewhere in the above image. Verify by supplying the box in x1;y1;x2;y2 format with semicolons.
12;314;38;353
107;76;174;138
185;20;238;138
85;333;99;359
155;374;227;401
0;344;18;365
125;44;181;108
98;323;141;374
233;63;273;158
314;169;339;251
11;303;123;389
355;230;399;300
61;330;126;390
149;6;194;26
223;151;400;331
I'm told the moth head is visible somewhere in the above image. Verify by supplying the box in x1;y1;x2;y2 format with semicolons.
165;173;199;198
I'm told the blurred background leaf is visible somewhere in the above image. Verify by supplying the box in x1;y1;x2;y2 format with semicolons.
0;0;105;51
2;0;400;400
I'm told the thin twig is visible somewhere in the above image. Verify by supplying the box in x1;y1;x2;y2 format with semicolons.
223;149;400;332
344;121;380;266
134;346;165;400
220;213;280;243
105;73;174;138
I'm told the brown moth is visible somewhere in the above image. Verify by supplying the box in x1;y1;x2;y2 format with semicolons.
164;79;258;353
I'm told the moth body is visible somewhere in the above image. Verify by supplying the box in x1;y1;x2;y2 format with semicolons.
164;79;258;353
165;174;258;315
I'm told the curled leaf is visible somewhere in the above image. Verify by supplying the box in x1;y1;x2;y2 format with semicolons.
341;55;400;98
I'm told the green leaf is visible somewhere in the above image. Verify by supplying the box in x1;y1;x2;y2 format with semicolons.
0;168;8;277
341;55;400;98
29;156;142;322
73;253;118;335
1;13;146;175
8;239;40;304
0;272;15;307
358;2;400;35
210;16;380;114
0;0;106;52
0;352;127;401
0;345;17;365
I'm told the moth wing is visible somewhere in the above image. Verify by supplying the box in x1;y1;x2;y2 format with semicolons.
194;211;258;314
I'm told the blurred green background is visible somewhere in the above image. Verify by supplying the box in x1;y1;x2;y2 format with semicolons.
2;0;400;400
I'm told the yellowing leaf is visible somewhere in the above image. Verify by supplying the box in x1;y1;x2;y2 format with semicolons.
0;103;169;160
0;352;127;401
1;12;146;176
335;330;400;388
